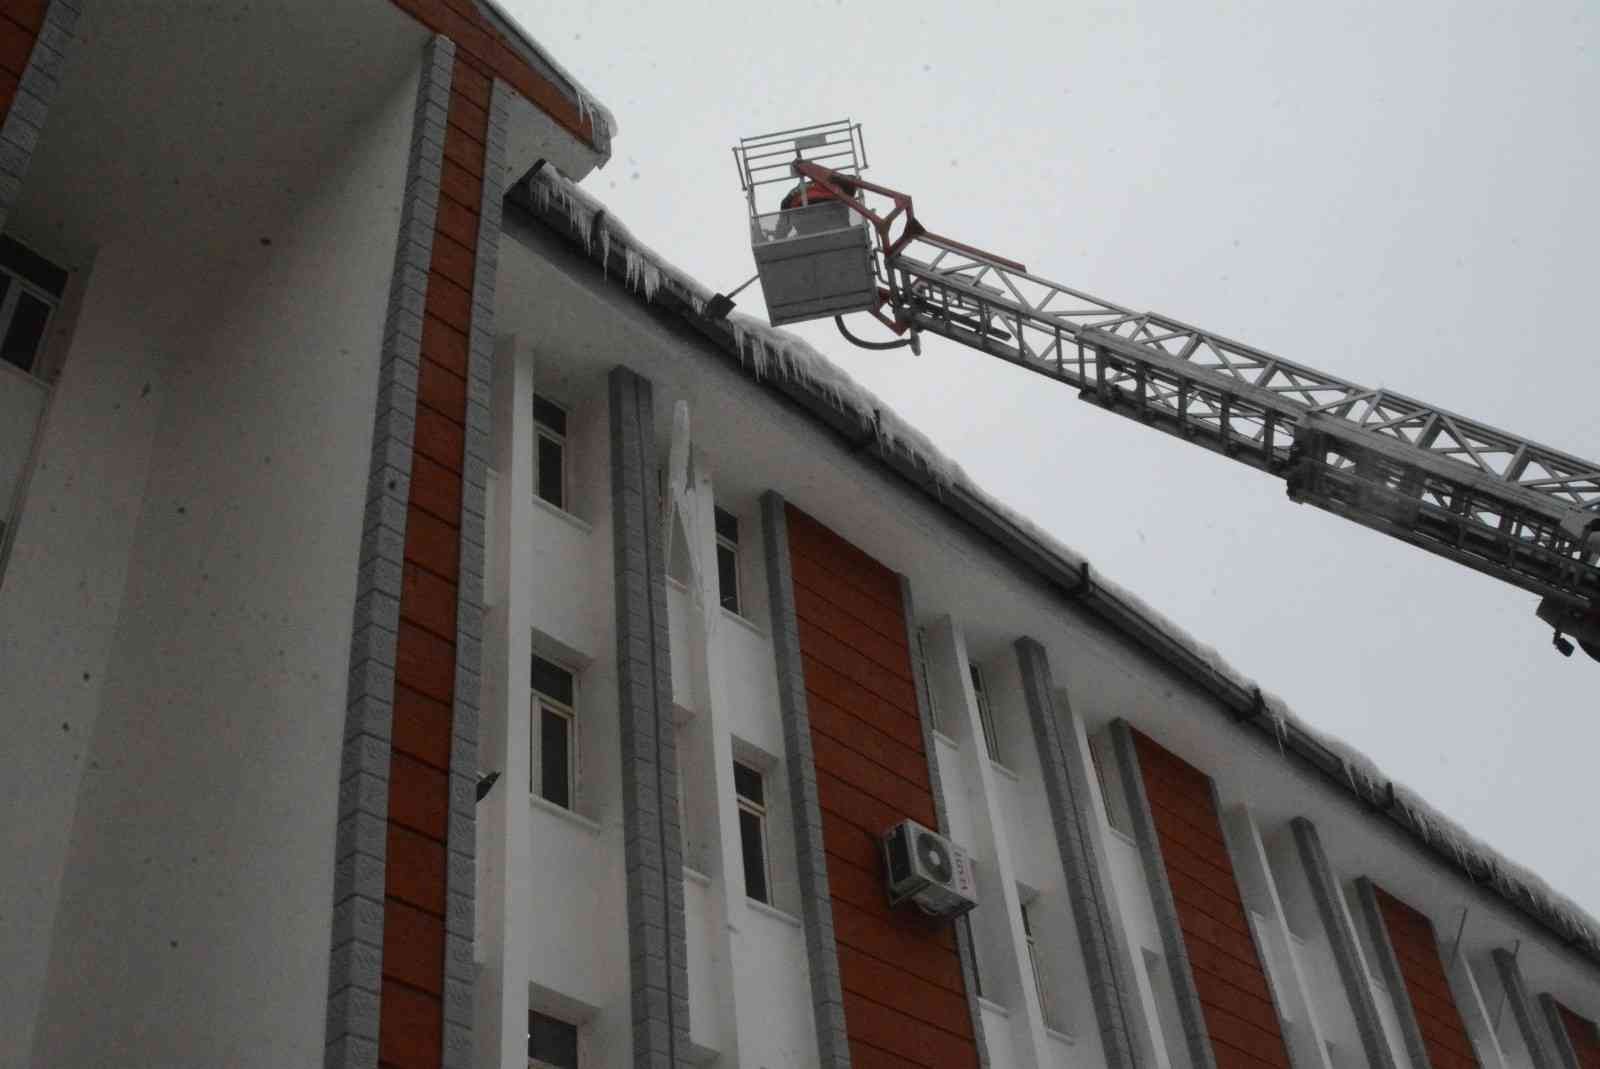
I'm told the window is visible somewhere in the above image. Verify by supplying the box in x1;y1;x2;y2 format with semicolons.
970;664;1001;763
0;235;65;378
714;506;741;615
915;627;941;733
532;653;577;810
534;395;567;510
529;1010;578;1069
1023;899;1052;1023
1088;731;1132;835
733;758;770;904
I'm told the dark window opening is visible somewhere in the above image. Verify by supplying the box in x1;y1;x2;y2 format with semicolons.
734;758;769;904
715;506;740;615
534;395;567;510
529;1010;578;1069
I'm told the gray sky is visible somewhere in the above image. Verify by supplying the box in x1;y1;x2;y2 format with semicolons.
508;1;1600;916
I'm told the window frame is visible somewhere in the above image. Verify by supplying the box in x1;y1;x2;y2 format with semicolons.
733;758;772;905
531;654;578;811
0;237;64;380
714;505;741;616
533;395;569;512
970;663;1002;764
1022;898;1051;1022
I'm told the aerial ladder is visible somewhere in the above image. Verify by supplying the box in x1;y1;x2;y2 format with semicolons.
727;121;1600;661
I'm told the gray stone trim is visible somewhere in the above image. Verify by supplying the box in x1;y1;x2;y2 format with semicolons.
1538;994;1583;1069
1016;640;1144;1069
0;0;81;234
901;576;988;1067
1354;878;1434;1069
1291;818;1398;1069
760;491;851;1069
1492;949;1557;1069
1109;720;1220;1069
610;367;690;1069
324;34;453;1069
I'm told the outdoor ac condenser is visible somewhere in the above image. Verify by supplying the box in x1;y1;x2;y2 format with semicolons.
881;819;978;919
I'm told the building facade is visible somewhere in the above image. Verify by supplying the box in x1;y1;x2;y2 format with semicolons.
1;5;1596;1069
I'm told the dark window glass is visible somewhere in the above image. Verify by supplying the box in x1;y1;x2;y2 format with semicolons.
540;706;571;809
738;807;768;904
530;654;573;706
733;760;763;805
536;433;564;509
0;236;67;297
1;291;49;374
713;506;739;544
716;541;739;614
533;395;567;436
529;1010;578;1069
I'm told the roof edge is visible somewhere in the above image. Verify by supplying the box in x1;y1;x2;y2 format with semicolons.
503;166;1600;973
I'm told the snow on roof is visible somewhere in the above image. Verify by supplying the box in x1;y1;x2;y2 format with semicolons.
476;0;618;144
523;164;1600;961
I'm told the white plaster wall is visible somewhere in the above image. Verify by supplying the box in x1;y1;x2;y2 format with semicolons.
0;239;179;1066
24;60;420;1068
731;907;818;1069
526;807;628;1009
683;872;721;1053
716;613;781;759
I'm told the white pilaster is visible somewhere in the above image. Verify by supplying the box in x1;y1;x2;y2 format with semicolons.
924;616;1051;1069
477;333;536;1069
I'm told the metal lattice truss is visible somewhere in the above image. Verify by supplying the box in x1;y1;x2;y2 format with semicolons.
884;232;1600;610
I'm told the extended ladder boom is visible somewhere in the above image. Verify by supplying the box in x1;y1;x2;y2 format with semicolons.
883;223;1600;615
731;123;1600;656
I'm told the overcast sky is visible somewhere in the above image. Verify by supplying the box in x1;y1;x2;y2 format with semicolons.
506;1;1600;916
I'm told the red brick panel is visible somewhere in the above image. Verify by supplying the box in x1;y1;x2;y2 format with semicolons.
0;3;43;120
1553;1002;1600;1069
1131;731;1293;1069
379;51;485;1069
787;505;979;1069
1370;886;1480;1069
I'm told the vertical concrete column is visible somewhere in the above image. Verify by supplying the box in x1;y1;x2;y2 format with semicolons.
326;35;453;1069
761;491;851;1069
1291;818;1399;1069
1108;720;1220;1069
903;578;989;1068
1354;879;1434;1069
475;334;537;1069
1014;638;1143;1069
1492;949;1558;1069
1223;808;1334;1069
0;0;81;233
609;366;690;1069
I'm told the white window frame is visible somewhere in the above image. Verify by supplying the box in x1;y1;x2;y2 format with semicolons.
532;657;579;812
970;663;1002;764
715;505;741;616
533;396;568;511
733;759;772;905
0;262;59;380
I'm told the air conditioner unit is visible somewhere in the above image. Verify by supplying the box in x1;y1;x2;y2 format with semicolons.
881;819;977;918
